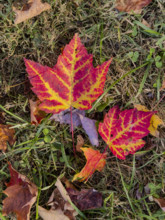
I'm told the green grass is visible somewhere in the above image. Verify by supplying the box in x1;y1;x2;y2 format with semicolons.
0;0;165;219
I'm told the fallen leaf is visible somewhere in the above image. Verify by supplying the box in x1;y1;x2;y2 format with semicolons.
76;135;84;152
79;114;99;146
153;197;165;212
72;148;106;182
61;177;77;190
99;106;154;160
38;178;77;220
50;109;85;130
67;188;103;211
134;104;164;137
50;109;99;146
29;99;47;125
38;206;71;220
115;0;152;14
13;0;51;24
142;19;151;28
0;125;15;152
24;34;112;114
2;162;38;220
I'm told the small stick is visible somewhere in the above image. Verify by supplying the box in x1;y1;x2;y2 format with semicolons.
70;107;76;156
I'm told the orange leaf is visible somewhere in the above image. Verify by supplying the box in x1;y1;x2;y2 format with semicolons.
24;34;112;114
99;106;154;159
134;104;164;137
115;0;152;14
72;148;106;182
0;125;15;152
29;99;46;125
2;163;38;220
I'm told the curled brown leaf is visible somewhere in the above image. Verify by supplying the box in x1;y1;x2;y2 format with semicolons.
13;0;51;24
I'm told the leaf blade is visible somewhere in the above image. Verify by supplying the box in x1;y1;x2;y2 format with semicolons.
24;34;111;114
99;106;154;159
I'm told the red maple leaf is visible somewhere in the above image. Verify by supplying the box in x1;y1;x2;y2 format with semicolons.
99;106;154;159
24;34;112;114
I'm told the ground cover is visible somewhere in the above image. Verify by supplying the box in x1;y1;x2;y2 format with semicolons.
0;0;165;219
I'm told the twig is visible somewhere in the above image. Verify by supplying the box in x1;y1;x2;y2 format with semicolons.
70;107;76;156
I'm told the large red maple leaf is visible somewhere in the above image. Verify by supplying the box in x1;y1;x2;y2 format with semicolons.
24;34;112;114
99;106;154;159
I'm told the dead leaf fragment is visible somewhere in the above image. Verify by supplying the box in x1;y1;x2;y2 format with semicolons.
0;125;15;151
142;19;151;28
13;0;51;24
160;74;165;91
134;104;164;137
38;178;77;220
76;135;84;152
67;188;103;211
153;197;165;212
115;0;152;14
2;162;38;220
61;177;76;190
38;206;70;220
29;99;46;125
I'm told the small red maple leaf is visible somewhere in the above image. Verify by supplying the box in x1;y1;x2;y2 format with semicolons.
99;106;154;159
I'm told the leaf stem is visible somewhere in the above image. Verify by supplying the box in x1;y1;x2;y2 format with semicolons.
70;107;76;155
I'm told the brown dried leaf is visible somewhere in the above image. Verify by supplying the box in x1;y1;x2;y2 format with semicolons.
142;19;151;28
115;0;152;14
29;99;46;125
61;177;76;190
76;135;84;152
13;0;51;24
0;125;15;152
2;162;38;220
153;197;165;212
38;178;77;220
38;206;70;220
